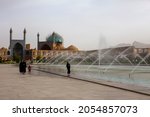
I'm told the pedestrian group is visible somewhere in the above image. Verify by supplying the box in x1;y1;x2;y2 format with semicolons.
19;60;31;74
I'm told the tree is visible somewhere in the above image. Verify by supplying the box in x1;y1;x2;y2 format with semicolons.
13;54;21;63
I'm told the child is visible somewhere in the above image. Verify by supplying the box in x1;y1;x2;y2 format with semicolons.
28;65;31;72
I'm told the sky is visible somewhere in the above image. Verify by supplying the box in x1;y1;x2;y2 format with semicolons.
1;0;150;50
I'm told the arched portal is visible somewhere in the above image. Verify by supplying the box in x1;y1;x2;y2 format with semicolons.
13;43;23;59
41;44;51;50
7;51;10;55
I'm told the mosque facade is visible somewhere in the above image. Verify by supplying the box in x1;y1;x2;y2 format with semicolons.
8;28;79;61
9;28;26;60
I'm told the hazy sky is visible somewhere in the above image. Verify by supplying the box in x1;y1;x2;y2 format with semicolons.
1;0;150;50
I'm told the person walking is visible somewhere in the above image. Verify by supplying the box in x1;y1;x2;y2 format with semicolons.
19;60;23;73
28;64;31;72
66;61;71;76
22;60;27;74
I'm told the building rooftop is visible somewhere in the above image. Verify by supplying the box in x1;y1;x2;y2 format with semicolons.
133;41;150;48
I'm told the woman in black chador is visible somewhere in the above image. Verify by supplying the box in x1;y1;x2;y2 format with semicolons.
19;60;26;74
22;60;27;74
66;61;71;76
19;60;23;73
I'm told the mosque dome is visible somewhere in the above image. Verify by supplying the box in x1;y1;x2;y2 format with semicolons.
67;45;79;51
46;32;63;43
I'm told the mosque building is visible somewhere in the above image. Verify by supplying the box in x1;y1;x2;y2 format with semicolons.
9;28;26;60
8;28;79;61
38;32;65;50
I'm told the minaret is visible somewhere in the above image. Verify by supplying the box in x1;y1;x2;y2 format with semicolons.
23;28;26;42
37;33;40;50
10;28;12;48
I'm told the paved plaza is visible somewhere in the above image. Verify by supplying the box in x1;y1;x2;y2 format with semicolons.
0;64;150;99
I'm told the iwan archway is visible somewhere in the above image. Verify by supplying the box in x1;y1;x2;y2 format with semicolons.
13;43;23;59
9;28;26;60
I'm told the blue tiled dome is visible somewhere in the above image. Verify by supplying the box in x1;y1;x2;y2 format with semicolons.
46;32;63;43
